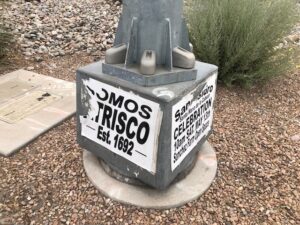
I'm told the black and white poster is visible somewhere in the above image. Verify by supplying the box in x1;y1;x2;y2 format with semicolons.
80;78;162;174
171;73;217;171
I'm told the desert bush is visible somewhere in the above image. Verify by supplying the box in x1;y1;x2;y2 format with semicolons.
0;28;12;62
187;0;299;87
0;2;13;64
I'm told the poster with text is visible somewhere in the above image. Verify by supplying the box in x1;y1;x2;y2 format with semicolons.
171;73;218;171
80;78;162;174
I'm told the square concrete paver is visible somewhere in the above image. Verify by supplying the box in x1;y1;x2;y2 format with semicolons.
0;70;76;156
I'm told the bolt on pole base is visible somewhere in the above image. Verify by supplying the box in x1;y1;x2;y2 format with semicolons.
103;0;196;86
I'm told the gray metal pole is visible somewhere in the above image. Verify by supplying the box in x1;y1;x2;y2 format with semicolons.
104;0;195;76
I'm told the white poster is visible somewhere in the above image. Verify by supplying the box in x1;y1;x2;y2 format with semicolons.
171;73;218;171
80;78;162;174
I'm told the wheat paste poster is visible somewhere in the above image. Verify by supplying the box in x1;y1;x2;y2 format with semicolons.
80;78;162;174
171;73;218;171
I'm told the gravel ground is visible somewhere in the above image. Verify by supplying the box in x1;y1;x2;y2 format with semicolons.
2;0;121;59
1;0;300;225
1;0;300;60
0;56;299;225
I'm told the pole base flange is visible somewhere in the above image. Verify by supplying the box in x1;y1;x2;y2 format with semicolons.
83;141;218;209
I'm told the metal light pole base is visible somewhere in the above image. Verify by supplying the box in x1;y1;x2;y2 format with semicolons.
83;141;217;209
99;154;198;186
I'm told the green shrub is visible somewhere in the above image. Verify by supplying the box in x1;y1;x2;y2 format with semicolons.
0;29;12;61
187;0;299;87
0;2;13;65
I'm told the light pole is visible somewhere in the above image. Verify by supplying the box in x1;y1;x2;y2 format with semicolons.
77;0;218;205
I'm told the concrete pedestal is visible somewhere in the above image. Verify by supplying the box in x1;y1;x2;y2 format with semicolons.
83;141;217;209
77;61;218;189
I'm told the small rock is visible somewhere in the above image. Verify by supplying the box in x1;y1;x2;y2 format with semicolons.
286;34;300;43
59;50;65;56
34;56;43;62
29;14;36;19
51;30;58;36
24;33;31;39
241;208;247;216
57;34;64;39
291;134;300;142
27;66;35;71
24;51;32;56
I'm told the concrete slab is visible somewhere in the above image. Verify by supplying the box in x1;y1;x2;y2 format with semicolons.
0;79;36;103
83;141;217;209
0;70;76;156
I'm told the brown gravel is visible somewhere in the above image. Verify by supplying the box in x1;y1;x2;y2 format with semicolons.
0;51;299;225
1;0;300;224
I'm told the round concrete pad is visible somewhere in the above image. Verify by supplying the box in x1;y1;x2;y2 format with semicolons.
83;141;217;209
